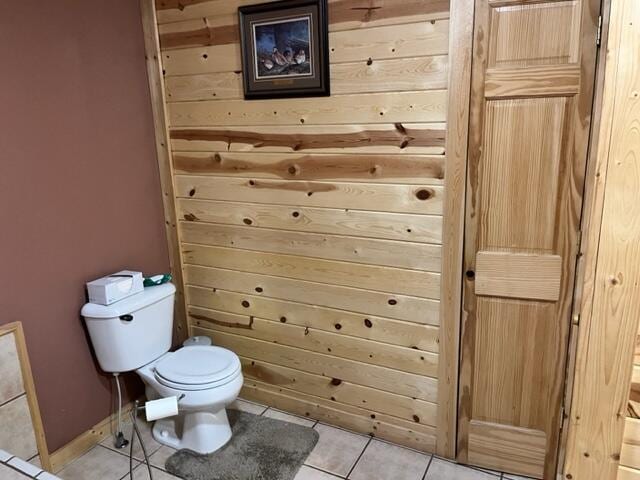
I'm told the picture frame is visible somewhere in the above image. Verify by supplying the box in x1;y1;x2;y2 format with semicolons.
238;0;330;99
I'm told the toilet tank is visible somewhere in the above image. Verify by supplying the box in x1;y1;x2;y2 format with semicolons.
81;283;176;373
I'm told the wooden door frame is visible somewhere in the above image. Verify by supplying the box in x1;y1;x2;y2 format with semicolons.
437;0;475;459
563;0;640;478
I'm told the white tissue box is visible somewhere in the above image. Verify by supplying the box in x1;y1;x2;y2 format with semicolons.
87;270;144;305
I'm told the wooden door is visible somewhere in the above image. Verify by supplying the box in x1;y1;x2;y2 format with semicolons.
457;1;601;478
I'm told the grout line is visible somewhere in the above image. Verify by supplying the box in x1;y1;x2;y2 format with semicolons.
421;454;434;480
302;464;347;479
344;436;372;479
0;392;27;409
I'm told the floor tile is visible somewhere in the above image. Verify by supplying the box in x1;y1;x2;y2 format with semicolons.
57;446;136;480
7;456;42;476
305;423;369;477
348;439;430;480
0;463;30;480
28;454;41;468
229;399;268;415
503;474;535;479
148;446;177;471
425;458;498;480
101;416;162;462
294;465;343;480
129;464;181;479
469;465;502;477
263;408;316;427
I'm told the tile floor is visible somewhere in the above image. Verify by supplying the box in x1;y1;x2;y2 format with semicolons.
52;399;532;480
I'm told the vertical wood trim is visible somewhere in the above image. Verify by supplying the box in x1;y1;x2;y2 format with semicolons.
0;322;51;472
558;0;612;472
139;0;188;342
564;1;640;478
437;0;475;459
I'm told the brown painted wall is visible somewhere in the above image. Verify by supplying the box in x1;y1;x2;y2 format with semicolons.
0;1;169;452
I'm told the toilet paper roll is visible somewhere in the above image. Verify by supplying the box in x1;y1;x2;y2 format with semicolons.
145;396;179;421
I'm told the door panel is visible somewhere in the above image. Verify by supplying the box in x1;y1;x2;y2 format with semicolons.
457;0;600;478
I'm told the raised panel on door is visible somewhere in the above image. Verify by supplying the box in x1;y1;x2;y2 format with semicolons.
457;0;600;478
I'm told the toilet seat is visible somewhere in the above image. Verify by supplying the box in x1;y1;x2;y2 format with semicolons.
154;346;241;391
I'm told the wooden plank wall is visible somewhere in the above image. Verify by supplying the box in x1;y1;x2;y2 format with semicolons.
154;0;450;452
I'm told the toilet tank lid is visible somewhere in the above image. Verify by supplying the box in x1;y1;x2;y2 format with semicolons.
81;283;176;319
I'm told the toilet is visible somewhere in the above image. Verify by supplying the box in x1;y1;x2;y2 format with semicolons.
81;283;243;454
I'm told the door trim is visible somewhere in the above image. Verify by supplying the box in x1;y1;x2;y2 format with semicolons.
436;0;476;459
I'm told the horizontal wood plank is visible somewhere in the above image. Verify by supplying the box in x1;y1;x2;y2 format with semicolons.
190;308;438;376
185;265;440;322
186;285;440;345
239;356;437;426
172;152;445;184
179;222;442;272
178;199;443;244
174;176;443;215
622;417;640;470
169;123;446;154
161;23;448;75
168;91;447;127
619;467;640;480
156;0;449;28
191;327;438;402
182;243;441;295
241;380;436;452
165;56;448;100
330;21;448;64
157;0;449;46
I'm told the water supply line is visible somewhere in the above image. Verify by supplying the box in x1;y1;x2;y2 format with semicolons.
113;373;129;449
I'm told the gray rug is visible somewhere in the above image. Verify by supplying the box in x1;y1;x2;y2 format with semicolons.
165;409;319;480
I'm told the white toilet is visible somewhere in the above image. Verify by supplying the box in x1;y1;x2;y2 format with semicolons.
81;283;243;454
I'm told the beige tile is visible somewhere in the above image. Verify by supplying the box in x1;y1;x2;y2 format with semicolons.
470;465;502;477
130;464;181;480
229;399;267;415
425;458;498;480
0;333;25;405
0;463;30;480
148;445;177;470
305;423;369;477
263;408;316;427
349;439;430;480
100;416;162;461
294;465;343;480
57;445;135;480
28;454;41;468
0;394;38;460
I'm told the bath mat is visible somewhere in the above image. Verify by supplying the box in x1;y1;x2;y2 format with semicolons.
165;409;319;480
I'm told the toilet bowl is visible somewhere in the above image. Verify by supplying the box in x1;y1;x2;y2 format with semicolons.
81;283;244;454
137;345;243;453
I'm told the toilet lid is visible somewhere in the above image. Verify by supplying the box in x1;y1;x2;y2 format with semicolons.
154;346;241;388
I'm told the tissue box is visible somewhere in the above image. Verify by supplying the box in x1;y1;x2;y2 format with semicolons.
87;270;144;305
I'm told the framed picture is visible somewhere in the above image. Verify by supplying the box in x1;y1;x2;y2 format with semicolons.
238;0;330;99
